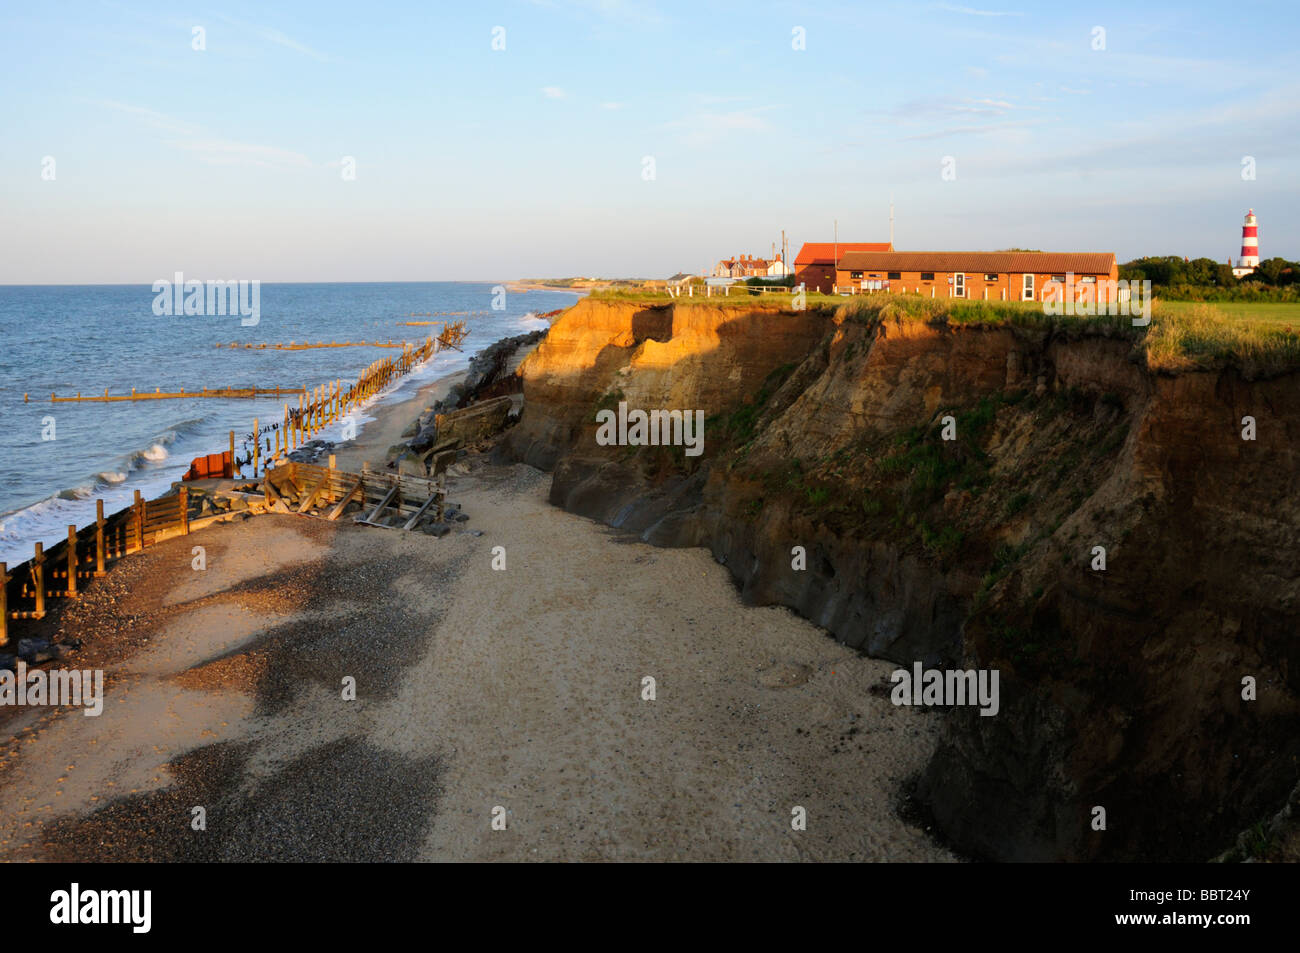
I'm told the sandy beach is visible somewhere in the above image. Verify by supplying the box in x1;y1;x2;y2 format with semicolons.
0;433;954;860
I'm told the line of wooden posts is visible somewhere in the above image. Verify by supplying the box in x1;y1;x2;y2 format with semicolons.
3;322;469;647
1;489;191;647
214;340;416;351
236;333;441;479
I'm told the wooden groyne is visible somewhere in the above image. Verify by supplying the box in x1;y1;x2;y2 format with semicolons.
215;340;416;351
1;490;197;643
221;321;466;478
1;461;447;648
33;386;305;404
407;311;489;317
3;319;472;648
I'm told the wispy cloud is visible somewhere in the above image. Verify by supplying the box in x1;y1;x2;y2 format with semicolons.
541;86;567;99
662;106;776;146
890;96;1029;119
601;102;623;109
172;139;311;168
900;118;1047;141
527;0;666;27
97;101;311;170
99;100;202;136
935;3;1022;15
215;14;331;61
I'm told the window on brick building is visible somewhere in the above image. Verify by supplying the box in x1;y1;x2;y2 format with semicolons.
921;272;935;281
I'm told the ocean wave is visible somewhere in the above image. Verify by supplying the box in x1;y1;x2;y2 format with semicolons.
134;443;169;464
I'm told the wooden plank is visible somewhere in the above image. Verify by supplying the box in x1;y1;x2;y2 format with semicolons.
401;493;440;531
296;477;327;514
264;476;284;509
32;543;45;617
66;525;78;598
326;481;362;521
363;486;398;523
95;499;106;576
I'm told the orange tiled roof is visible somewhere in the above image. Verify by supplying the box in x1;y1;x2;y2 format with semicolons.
794;242;893;266
835;250;1116;275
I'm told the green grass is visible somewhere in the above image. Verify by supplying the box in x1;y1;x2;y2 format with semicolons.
1144;302;1300;376
1153;299;1300;325
581;288;1300;376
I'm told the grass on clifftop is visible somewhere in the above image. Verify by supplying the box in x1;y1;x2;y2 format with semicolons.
588;287;846;309
842;295;1300;377
582;287;1300;376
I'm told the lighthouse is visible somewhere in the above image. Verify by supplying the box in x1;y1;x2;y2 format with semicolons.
1234;209;1259;277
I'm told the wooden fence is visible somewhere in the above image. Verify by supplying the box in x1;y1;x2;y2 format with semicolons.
1;458;449;648
1;488;203;648
3;321;471;649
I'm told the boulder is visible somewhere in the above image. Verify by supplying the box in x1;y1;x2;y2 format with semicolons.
16;637;50;663
428;448;458;475
435;396;514;445
408;422;440;454
395;450;428;477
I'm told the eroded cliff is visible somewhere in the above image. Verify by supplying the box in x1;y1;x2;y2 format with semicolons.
500;294;1300;862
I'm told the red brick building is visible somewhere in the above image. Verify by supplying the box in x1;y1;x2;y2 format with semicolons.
794;241;893;293
833;251;1119;302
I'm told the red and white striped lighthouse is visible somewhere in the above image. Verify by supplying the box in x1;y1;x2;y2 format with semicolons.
1239;209;1259;269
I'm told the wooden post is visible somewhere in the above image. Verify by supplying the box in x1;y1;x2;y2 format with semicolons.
253;417;260;476
329;454;336;470
95;499;106;576
134;490;144;552
33;542;45;617
66;525;78;597
274;424;281;459
297;392;305;445
284;404;291;452
0;562;8;646
179;485;190;535
231;430;239;478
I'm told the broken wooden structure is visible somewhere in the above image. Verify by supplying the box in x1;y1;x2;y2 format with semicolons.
261;461;446;531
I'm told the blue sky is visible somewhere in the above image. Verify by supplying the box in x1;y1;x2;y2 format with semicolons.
1;0;1296;282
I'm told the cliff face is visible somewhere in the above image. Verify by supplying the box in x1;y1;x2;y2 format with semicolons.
501;295;1300;862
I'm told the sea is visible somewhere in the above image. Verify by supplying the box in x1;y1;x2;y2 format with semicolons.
0;282;577;566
